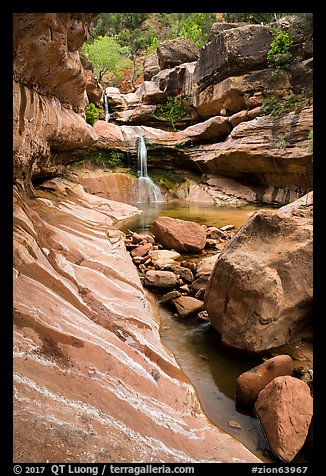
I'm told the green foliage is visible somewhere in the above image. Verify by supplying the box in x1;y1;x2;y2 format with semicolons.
261;94;305;117
267;28;293;71
277;138;287;150
150;168;186;195
155;96;190;130
83;35;129;82
81;151;126;167
85;103;104;126
169;13;216;47
222;13;300;24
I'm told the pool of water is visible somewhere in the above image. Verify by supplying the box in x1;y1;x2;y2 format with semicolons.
119;200;278;462
118;199;268;235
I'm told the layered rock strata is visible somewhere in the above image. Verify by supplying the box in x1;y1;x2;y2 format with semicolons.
13;179;260;463
101;17;312;205
13;13;261;463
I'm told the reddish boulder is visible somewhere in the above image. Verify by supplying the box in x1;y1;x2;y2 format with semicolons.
144;270;177;288
204;204;313;353
152;216;207;253
130;242;153;257
236;355;293;405
172;296;204;319
255;376;313;462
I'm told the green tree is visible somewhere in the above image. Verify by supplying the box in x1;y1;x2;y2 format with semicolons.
267;28;293;70
83;35;129;82
167;13;216;47
85;103;104;126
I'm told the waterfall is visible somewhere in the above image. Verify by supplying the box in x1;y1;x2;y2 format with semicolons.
103;92;110;123
137;136;164;203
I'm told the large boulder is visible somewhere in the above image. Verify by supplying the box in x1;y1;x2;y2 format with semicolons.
255;376;313;462
236;355;294;405
193;24;273;93
152;216;207;253
204;195;313;352
157;38;200;70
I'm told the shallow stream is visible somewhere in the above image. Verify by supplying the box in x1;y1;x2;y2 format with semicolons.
119;200;277;462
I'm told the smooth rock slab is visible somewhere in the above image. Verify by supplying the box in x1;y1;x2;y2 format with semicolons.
255;376;313;462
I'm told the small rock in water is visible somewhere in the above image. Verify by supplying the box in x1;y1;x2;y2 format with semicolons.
220;224;235;231
197;310;209;321
173;296;204;318
227;420;242;430
179;284;190;293
199;354;210;361
160;290;182;303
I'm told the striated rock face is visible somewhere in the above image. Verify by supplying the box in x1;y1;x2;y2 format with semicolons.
204;194;313;352
13;13;99;182
13;179;260;463
13;13;95;112
255;376;313;462
189;106;313;200
13;81;98;181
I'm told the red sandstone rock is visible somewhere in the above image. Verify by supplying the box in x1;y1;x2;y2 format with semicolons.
14;182;261;463
204;203;313;353
152;216;207;253
144;270;177;288
172;296;205;318
130;242;153;257
157;37;199;70
255;376;313;462
236;355;294;405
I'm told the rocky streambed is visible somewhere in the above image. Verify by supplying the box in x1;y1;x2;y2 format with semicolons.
14;177;265;463
121;199;313;463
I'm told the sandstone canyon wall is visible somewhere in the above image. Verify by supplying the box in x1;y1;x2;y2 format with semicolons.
100;17;312;205
13;13;260;463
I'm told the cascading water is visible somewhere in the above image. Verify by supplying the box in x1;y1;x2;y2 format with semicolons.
103;92;110;123
137;136;164;203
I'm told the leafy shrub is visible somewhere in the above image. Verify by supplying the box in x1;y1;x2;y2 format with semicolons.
85;103;104;126
267;28;293;71
261;94;305;117
155;96;190;130
81;151;125;167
